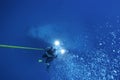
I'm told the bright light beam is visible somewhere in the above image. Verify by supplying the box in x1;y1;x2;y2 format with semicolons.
54;40;60;46
60;49;66;54
53;40;66;55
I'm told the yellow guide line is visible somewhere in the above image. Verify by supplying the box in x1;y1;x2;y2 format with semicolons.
0;44;44;51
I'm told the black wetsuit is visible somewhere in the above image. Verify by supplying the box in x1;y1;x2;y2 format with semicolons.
42;47;57;69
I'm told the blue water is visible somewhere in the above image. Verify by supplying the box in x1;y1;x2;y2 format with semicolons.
0;0;120;80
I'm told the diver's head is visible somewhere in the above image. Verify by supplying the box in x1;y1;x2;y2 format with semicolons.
50;46;56;51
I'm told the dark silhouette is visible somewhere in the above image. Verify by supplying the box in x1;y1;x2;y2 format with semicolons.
42;47;57;70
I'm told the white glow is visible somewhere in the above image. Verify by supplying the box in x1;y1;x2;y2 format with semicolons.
60;49;66;54
53;39;67;55
54;40;60;46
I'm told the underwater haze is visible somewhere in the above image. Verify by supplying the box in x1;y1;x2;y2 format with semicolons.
0;0;120;80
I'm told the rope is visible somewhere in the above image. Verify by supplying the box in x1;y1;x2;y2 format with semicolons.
0;44;44;51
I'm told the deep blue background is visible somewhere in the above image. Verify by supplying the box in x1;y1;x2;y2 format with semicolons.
0;0;120;80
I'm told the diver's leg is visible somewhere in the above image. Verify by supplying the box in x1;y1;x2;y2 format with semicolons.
45;58;52;68
46;63;50;72
48;58;54;62
46;57;50;63
46;57;54;63
45;58;51;71
46;63;50;69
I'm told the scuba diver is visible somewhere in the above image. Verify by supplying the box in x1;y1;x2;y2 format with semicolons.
42;47;57;70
